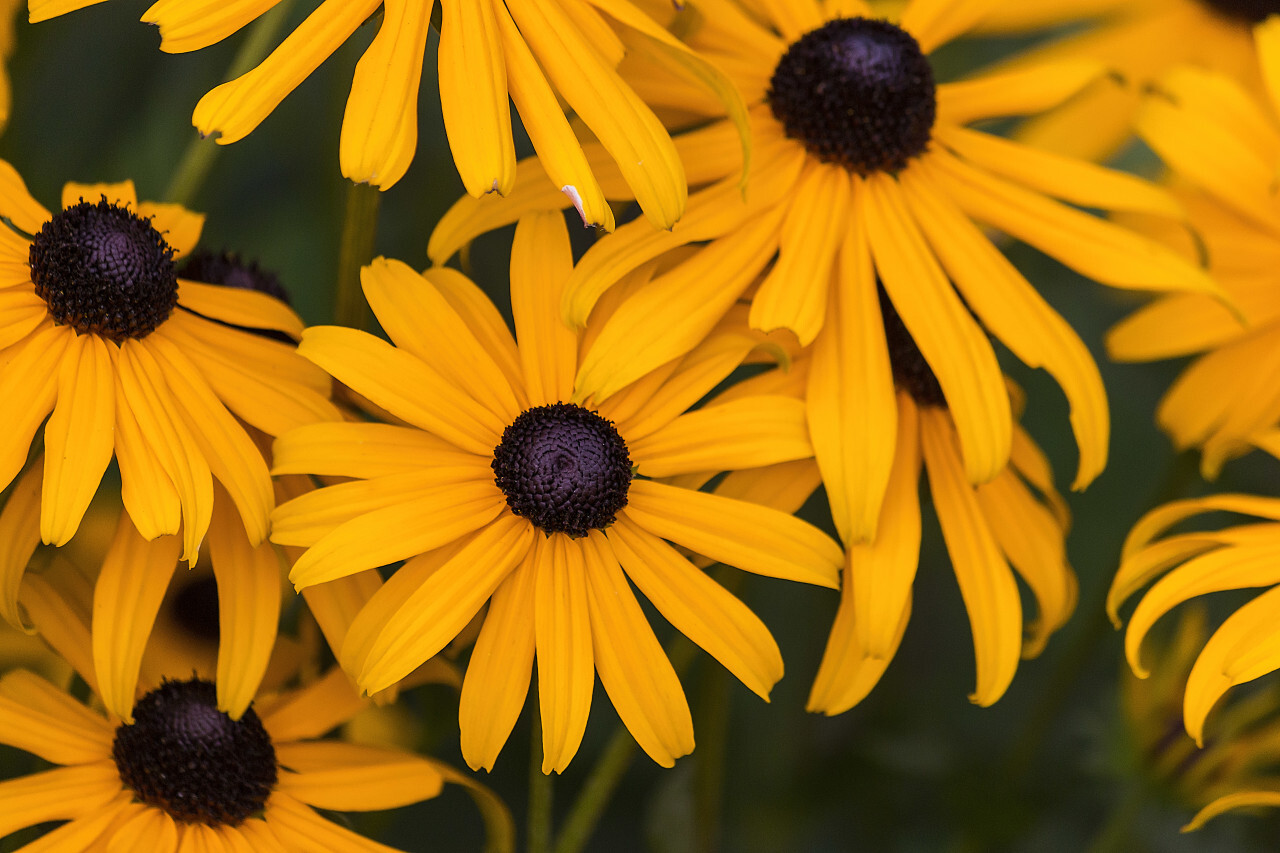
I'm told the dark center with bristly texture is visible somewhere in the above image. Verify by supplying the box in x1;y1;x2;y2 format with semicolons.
177;248;291;305
29;197;177;341
112;678;277;826
492;402;632;537
768;17;936;175
1201;0;1280;23
172;575;221;644
880;285;946;407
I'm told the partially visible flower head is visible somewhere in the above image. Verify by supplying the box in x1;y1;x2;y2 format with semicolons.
431;0;1222;555
271;212;841;772
1107;18;1280;477
0;163;340;577
29;0;746;228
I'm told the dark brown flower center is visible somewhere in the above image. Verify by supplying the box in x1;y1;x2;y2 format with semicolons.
112;678;277;826
1200;0;1280;22
768;17;936;175
29;198;177;341
492;402;632;537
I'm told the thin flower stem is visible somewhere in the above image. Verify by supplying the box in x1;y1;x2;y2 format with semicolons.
335;180;381;330
163;0;298;207
1085;782;1147;853
529;710;553;853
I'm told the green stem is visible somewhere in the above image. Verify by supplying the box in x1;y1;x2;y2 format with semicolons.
334;180;381;330
551;729;637;853
529;711;553;853
163;0;298;206
693;660;729;853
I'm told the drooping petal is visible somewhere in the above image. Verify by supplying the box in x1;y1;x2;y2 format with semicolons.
608;515;783;699
920;406;1021;706
1185;791;1280;832
0;461;42;628
41;333;115;546
898;163;1107;489
209;496;281;719
863;173;1011;485
582;532;693;767
192;0;381;145
535;536;594;774
459;553;537;772
92;516;181;722
142;0;282;54
808;207;896;544
340;0;430;188
0;325;67;495
438;0;514;197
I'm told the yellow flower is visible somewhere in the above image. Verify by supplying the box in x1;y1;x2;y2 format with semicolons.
30;0;745;221
431;0;1219;549
271;212;842;772
981;0;1274;162
1108;19;1280;477
0;166;339;570
1110;491;1280;753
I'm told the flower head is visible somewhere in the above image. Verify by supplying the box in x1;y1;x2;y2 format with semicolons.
272;212;842;772
0;165;339;571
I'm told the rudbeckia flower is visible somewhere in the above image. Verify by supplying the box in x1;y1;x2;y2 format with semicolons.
271;212;842;772
1109;489;1280;754
431;0;1220;549
981;0;1278;162
0;165;340;567
1108;19;1280;477
0;571;478;853
29;0;745;222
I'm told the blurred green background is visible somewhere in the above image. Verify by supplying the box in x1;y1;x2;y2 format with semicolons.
6;4;1280;851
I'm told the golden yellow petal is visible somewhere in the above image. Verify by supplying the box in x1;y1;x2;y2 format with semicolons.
276;742;443;810
439;0;515;197
0;670;112;764
509;213;577;407
142;0;279;53
0;763;122;839
534;536;594;773
0;461;41;628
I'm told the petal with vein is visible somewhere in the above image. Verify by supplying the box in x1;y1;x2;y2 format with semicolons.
277;742;443;810
535;536;594;773
510;212;577;407
439;0;514;197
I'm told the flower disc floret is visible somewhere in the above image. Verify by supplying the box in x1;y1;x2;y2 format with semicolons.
29;197;178;341
112;678;277;826
492;402;632;537
768;17;936;175
1201;0;1280;22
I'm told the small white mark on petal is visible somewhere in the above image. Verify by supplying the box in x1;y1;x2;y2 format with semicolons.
490;179;501;193
561;185;589;226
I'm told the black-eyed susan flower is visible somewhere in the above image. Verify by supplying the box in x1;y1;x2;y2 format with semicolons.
0;166;339;569
30;0;745;224
431;0;1220;549
0;616;468;852
1109;490;1280;753
271;212;842;773
981;0;1280;162
807;297;1076;712
1108;19;1280;477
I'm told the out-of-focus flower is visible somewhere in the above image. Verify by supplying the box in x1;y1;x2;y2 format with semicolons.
0;167;339;576
1108;18;1280;477
431;0;1220;551
981;0;1277;162
272;212;842;773
30;0;747;220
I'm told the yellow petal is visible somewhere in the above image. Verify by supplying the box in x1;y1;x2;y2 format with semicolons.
899;0;1006;53
340;0;430;188
898;163;1107;489
356;517;534;694
808;208;897;544
261;668;367;743
92;516;181;722
1184;791;1280;832
936;60;1107;126
276;742;443;810
607;515;783;699
193;0;380;146
271;421;475;480
0;158;50;233
0;763;122;838
264;792;403;853
61;180;136;212
920;406;1021;706
0;325;67;494
142;0;279;53
0;461;41;628
439;0;514;197
629;395;812;477
41;334;115;546
459;554;537;772
178;280;305;339
0;670;112;764
582;532;693;767
509;213;577;407
863;172;1011;485
535;536;594;773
